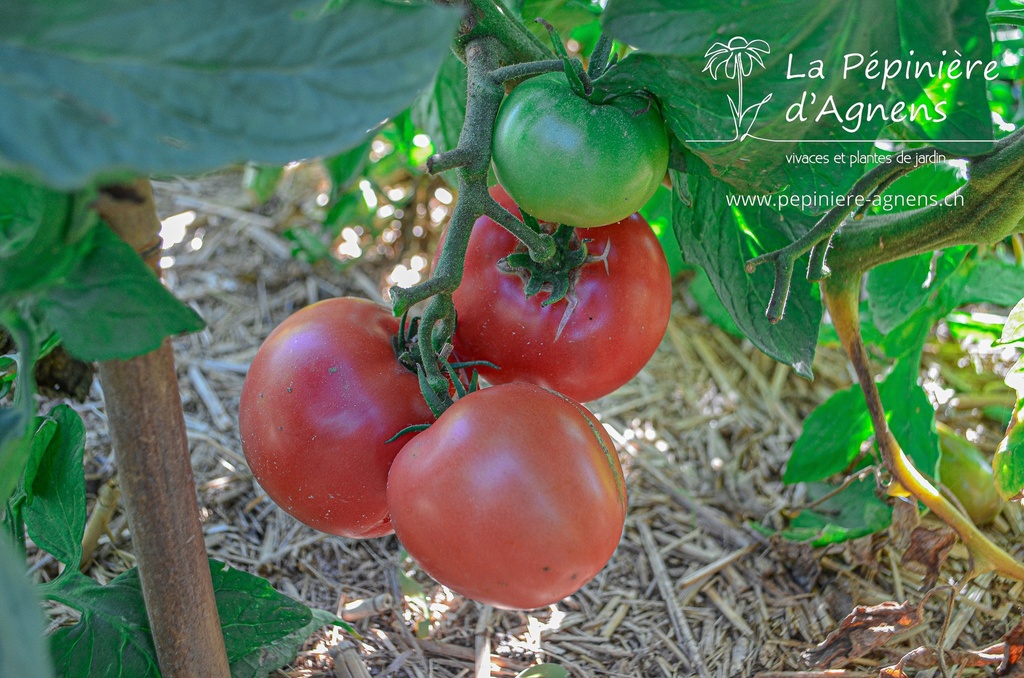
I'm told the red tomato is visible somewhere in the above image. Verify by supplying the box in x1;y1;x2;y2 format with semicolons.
238;297;433;538
450;185;672;402
387;382;627;609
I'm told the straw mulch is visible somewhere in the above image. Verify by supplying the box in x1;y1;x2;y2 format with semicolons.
32;166;1024;677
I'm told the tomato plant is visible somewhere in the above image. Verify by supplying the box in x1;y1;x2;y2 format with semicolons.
5;0;1024;675
238;297;433;539
491;72;669;228
449;184;672;403
387;382;627;610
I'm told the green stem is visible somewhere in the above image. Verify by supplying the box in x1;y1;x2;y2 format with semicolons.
823;275;1024;582
490;59;564;84
390;34;554;405
452;0;552;63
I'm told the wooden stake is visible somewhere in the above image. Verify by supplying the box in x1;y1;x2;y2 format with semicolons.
95;179;231;677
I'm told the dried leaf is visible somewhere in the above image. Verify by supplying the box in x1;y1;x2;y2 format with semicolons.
1000;616;1024;675
889;497;920;552
802;601;924;668
898;526;956;590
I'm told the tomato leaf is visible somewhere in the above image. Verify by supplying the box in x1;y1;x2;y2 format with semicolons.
324;141;374;198
994;410;1024;501
782;476;893;547
22;405;87;569
0;175;96;304
1001;297;1024;346
959;258;1024;309
639;185;688;278
44;560;335;678
784;384;873;484
671;170;821;378
36;224;205;362
47;570;161;678
0;538;55;678
212;560;351;677
0;0;461;189
242;164;284;206
880;350;940;478
688;270;743;338
866;246;972;334
0;314;39;506
519;0;601;45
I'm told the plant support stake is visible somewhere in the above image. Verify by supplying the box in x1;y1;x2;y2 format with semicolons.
94;179;231;678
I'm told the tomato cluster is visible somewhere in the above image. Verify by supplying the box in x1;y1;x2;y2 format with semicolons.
238;69;673;610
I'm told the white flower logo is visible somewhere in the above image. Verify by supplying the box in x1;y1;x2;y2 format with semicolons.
703;37;773;140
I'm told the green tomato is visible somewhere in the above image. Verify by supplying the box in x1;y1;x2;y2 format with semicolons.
491;72;669;228
938;424;1003;526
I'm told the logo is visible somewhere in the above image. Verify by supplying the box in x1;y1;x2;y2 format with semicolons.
693;37;1000;145
702;37;772;141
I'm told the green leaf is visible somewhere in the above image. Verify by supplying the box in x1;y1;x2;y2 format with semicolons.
242;164;284;205
230;606;347;678
212;560;316;675
994;409;1024;501
1001;296;1024;345
47;570;161;678
283;226;334;264
516;664;570;678
0;408;32;507
0;314;38;505
880;350;939;478
45;560;327;678
0;0;462;189
0;537;55;678
672;171;821;377
783;475;893;546
866;246;971;334
23;405;87;569
639;185;688;278
894;0;993;155
521;0;601;45
324;140;373;197
601;0;993;195
410;50;468;161
688;270;742;338
0;176;95;302
959;258;1024;309
37;223;205;362
784;384;873;484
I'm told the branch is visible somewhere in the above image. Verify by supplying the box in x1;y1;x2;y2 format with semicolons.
823;275;1024;582
745;147;961;323
450;0;552;64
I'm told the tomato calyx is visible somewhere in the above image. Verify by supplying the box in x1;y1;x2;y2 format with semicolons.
388;311;496;428
535;19;645;108
498;213;612;341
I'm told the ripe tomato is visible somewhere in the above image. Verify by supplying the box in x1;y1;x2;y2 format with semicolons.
449;185;672;403
238;297;433;538
387;382;627;609
491;72;669;228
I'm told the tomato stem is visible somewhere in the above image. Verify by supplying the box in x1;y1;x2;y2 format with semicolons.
389;30;568;410
490;59;564;84
823;275;1024;582
744;137;1024;322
